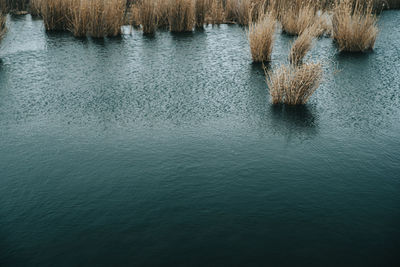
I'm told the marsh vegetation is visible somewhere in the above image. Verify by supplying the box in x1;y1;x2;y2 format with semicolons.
0;0;392;105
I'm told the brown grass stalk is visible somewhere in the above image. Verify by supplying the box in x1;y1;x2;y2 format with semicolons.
280;2;317;35
248;11;276;62
168;0;195;32
289;26;317;66
332;0;378;52
267;63;323;105
195;0;208;27
29;0;42;17
208;0;224;25
0;12;6;42
41;0;71;31
139;0;158;34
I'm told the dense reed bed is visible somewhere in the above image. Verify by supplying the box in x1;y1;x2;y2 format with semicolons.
36;0;125;37
248;11;276;63
332;0;378;52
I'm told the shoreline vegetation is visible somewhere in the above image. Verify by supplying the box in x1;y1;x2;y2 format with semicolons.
0;0;390;105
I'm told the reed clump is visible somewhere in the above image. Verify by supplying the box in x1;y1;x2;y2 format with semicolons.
195;0;208;27
138;0;158;34
332;0;378;52
128;1;141;28
237;0;251;25
289;26;316;65
29;0;42;17
208;0;224;25
39;0;125;37
280;1;318;35
0;12;6;42
156;0;169;28
224;0;239;23
267;63;323;105
40;0;71;31
168;0;195;32
248;11;276;63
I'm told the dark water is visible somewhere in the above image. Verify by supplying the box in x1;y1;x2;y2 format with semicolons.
0;12;399;266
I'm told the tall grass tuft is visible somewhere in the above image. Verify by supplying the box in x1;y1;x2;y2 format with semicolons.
209;0;224;25
224;0;239;23
289;26;316;66
0;12;6;42
128;2;141;28
267;63;323;105
69;0;90;37
41;0;71;31
237;0;251;25
332;0;378;52
29;0;42;17
168;0;195;32
41;0;125;37
139;0;158;34
248;11;276;63
280;1;317;35
195;0;208;27
156;0;169;28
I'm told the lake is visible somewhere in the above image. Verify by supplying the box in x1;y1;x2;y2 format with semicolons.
0;12;399;266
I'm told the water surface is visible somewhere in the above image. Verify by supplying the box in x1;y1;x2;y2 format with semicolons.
0;13;399;266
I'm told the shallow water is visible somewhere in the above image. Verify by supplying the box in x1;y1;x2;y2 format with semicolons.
0;13;399;266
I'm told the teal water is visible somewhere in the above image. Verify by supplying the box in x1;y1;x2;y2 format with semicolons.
0;13;399;266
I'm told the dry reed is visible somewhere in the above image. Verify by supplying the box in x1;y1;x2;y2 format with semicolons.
224;0;239;23
40;0;125;37
127;1;141;28
156;0;169;28
41;0;71;31
0;12;6;42
289;26;317;65
267;63;323;105
195;0;208;27
138;0;158;34
332;0;378;52
248;11;276;62
280;2;317;35
29;0;42;17
209;0;224;25
237;0;251;25
168;0;195;32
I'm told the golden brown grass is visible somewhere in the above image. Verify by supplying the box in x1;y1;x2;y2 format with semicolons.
168;0;195;32
128;1;141;28
40;0;125;37
69;0;89;37
156;0;169;28
332;0;378;52
236;0;251;25
248;11;276;62
0;12;6;42
208;0;224;25
41;0;71;31
280;2;317;35
224;0;239;23
138;0;158;34
289;26;317;66
267;63;323;105
195;0;208;27
29;0;42;17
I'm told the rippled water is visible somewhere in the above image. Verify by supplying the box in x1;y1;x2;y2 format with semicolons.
1;13;399;266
